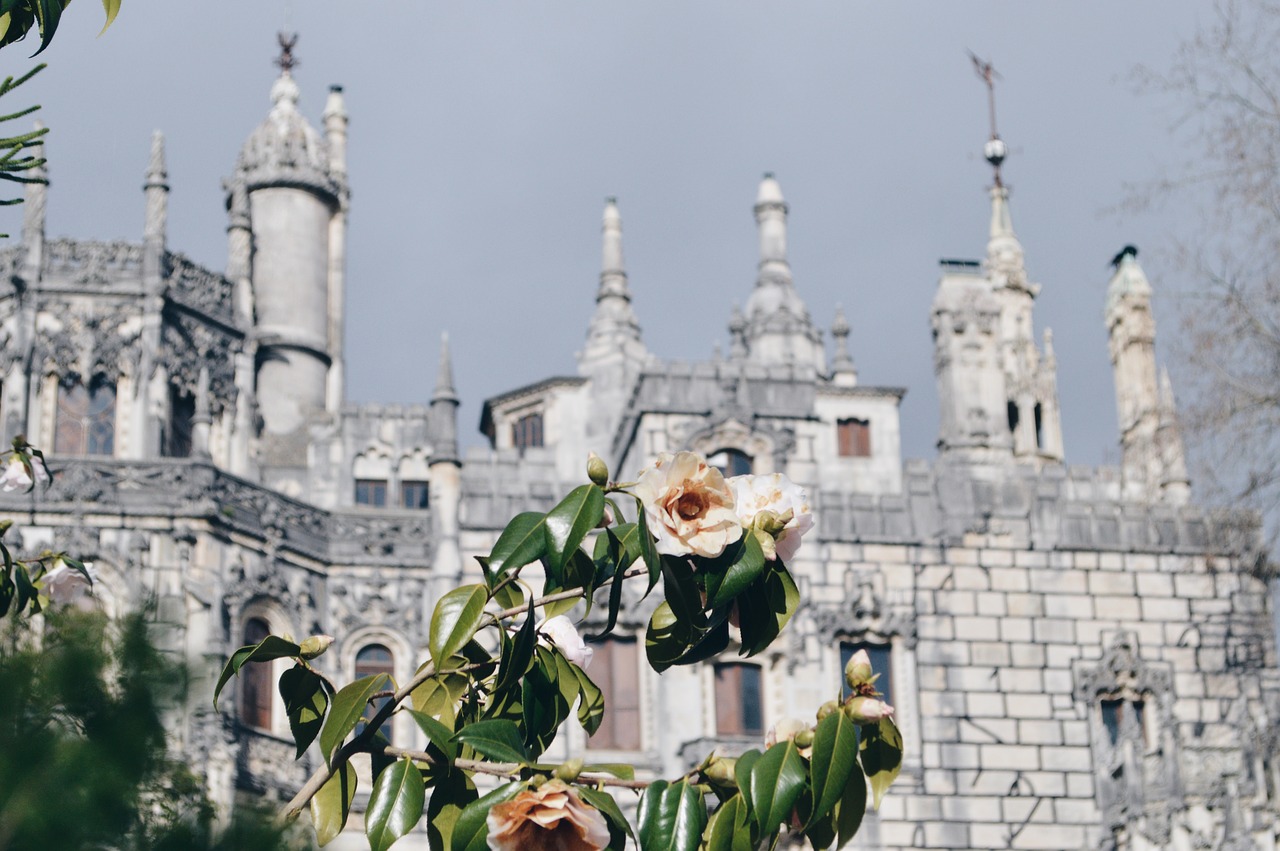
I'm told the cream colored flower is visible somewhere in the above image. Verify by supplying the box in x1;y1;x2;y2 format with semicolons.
0;455;43;492
41;559;98;608
765;717;814;758
538;615;593;670
487;779;610;851
727;473;813;563
633;451;742;558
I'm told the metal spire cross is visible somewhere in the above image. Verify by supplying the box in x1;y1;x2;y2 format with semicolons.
275;32;300;73
968;51;1008;185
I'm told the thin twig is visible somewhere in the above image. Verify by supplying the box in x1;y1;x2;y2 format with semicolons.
381;746;652;790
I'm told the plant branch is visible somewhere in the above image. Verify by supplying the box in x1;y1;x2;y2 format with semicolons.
380;746;651;790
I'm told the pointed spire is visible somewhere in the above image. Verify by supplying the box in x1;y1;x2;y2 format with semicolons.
191;365;213;459
323;84;348;180
430;332;460;466
985;183;1028;292
145;130;168;190
754;172;791;284
20;120;47;285
581;197;644;368
432;331;458;405
143;131;168;270
728;303;747;360
830;305;857;384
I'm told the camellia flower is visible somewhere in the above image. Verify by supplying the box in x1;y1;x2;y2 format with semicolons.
765;717;814;758
727;473;814;563
633;451;742;558
487;779;610;851
0;454;45;492
844;696;895;724
538;615;593;670
41;559;98;608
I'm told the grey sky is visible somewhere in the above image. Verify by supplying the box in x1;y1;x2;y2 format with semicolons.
1;1;1208;464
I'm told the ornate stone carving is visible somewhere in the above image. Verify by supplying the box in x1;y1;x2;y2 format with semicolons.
328;571;427;645
160;308;238;414
42;239;144;287
34;302;140;383
164;253;237;327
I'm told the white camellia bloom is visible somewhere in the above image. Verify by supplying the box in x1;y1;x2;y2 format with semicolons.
538;615;594;670
633;451;743;558
728;473;814;563
0;456;33;491
41;559;98;608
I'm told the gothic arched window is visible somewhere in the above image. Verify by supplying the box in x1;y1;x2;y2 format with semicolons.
708;448;752;478
56;376;116;456
239;617;273;730
355;644;396;742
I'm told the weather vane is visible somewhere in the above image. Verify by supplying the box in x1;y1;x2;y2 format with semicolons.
275;32;299;74
968;51;1007;186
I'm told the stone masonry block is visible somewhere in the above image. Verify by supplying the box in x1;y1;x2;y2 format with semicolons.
952;566;991;590
1142;597;1191;622
1088;571;1135;596
975;591;1007;616
1033;618;1076;644
954;616;1001;641
941;795;1002;822
967;692;1006;718
1040;746;1093;772
1135;572;1174;597
1053;798;1100;825
1001;618;1035;643
971;641;1012;667
1004;694;1053;719
948;666;1000;692
940;743;981;769
991;567;1030;591
1016;720;1063;745
1174;573;1216;599
1045;593;1095;619
1094;595;1141;620
998;667;1045;693
1029;569;1087;594
1010;643;1046;668
923;821;972;849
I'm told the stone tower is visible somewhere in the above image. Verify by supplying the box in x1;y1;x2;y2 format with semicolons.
1105;246;1189;504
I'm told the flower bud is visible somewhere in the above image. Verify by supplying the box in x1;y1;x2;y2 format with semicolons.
299;634;335;660
844;648;874;689
816;699;840;721
793;728;815;748
844;696;895;724
701;755;738;787
554;757;584;782
586;452;609;487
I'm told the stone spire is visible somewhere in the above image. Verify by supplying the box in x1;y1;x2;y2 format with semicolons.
829;305;857;386
1156;366;1190;505
580;197;644;366
430;332;460;465
20;121;46;286
322;85;348;180
142;131;168;294
742;174;824;372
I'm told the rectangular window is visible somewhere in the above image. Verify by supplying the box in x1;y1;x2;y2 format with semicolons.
837;418;871;457
512;412;544;449
588;637;641;750
164;387;195;458
400;481;430;510
355;479;388;507
714;663;763;736
840;641;892;703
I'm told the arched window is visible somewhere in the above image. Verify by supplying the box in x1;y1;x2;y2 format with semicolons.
56;376;116;456
707;448;752;478
239;618;273;730
355;644;396;742
714;662;763;736
587;637;641;750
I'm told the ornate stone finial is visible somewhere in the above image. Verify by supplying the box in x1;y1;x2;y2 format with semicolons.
431;332;460;466
145;130;168;190
728;303;748;360
969;51;1007;187
433;331;458;405
275;32;299;74
831;304;856;378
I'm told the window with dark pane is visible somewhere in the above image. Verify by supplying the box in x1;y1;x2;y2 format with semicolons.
708;448;752;478
355;479;387;507
355;644;395;742
840;641;892;703
240;617;273;730
164;386;195;458
512;412;544;449
588;637;641;750
837;418;871;457
714;662;763;736
55;376;116;456
400;480;429;510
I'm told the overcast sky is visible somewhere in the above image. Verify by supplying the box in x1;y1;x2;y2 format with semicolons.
0;2;1211;464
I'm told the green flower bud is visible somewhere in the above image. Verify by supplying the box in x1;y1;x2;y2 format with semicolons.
587;452;609;487
554;757;584;782
794;728;815;748
701;755;738;788
299;634;334;660
844;648;874;689
816;699;840;721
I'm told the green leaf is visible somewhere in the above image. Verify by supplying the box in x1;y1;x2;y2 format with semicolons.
451;781;523;851
661;556;707;633
543;484;605;581
491;580;524;610
310;761;357;847
672;611;731;667
836;767;867;847
706;533;766;609
578;786;635;851
429;584;489;669
319;673;390;762
747;740;808;838
703;794;753;851
279;665;330;758
644;601;688;673
806;710;860;828
99;0;120;35
366;758;426;851
406;708;457;761
572;662;605;735
32;0;65;54
427;768;477;851
521;650;570;756
633;495;663;594
734;749;761;806
410;672;469;726
637;780;706;851
583;762;635;780
485;512;547;579
213;634;303;709
494;600;537;695
860;716;903;810
451;719;530;764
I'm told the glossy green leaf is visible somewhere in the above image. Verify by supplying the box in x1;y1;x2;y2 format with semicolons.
319;673;390;762
543;484;604;581
491;580;524;610
495;600;537;695
410;672;469;726
485;512;547;579
703;794;753;851
661;556;707;633
427;768;477;851
213;634;303;709
806;709;860;828
407;708;457;761
99;0;120;34
310;761;357;847
429;584;488;669
578;786;634;851
706;533;766;609
860;716;903;810
583;762;635;780
521;650;569;756
748;740;808;837
836;767;867;847
451;781;523;851
366;758;425;851
451;719;530;764
645;601;688;673
633;496;662;594
279;664;330;758
637;780;706;851
734;749;761;806
801;790;837;851
32;0;65;54
572;661;605;735
672;610;731;667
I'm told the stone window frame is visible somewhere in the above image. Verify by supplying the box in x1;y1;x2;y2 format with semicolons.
836;417;872;458
584;634;644;753
711;660;767;737
340;627;413;749
512;410;544;450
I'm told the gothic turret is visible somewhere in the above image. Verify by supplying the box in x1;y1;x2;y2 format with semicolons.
1106;247;1188;504
742;174;824;373
229;35;347;484
430;333;463;585
138;132;169;458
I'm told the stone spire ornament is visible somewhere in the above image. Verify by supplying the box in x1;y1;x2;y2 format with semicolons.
830;305;857;385
430;332;460;465
581;197;644;362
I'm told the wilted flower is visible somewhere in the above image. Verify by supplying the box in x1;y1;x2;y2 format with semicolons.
844;696;895;724
41;559;98;608
487;779;610;851
538;615;593;670
766;717;815;758
727;473;813;563
0;455;45;492
633;451;742;558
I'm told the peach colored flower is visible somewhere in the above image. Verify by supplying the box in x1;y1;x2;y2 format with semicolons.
487;779;609;851
633;452;742;558
727;473;813;563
